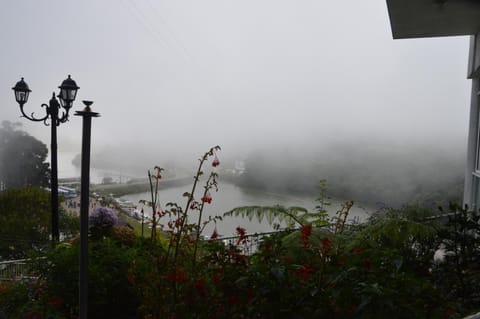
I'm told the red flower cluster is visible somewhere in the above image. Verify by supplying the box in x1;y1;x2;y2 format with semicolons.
300;224;312;248
212;155;220;167
201;191;212;204
167;268;189;283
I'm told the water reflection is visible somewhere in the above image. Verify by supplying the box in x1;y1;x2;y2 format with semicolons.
121;183;373;237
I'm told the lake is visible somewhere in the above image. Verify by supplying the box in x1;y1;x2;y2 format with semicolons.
58;151;377;237
119;182;376;238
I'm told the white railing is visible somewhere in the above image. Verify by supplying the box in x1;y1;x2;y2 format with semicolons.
0;258;39;281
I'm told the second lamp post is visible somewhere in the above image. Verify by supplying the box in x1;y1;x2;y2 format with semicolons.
12;75;80;242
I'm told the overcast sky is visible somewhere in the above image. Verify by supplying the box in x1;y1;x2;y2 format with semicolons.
0;0;472;163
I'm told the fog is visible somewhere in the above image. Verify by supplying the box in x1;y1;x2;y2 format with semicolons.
0;1;472;205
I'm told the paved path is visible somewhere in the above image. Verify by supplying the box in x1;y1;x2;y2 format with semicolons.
62;196;103;216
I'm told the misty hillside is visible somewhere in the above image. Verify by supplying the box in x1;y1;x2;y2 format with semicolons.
236;142;465;208
77;139;465;209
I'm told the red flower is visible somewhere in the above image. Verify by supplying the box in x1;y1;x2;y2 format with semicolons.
301;224;312;248
228;295;240;305
127;273;135;285
209;227;219;242
362;260;372;270
212;273;221;284
297;263;315;281
321;238;332;251
47;296;62;309
167;268;189;283
212;156;220;167
236;227;247;245
353;246;362;253
263;241;272;251
201;191;212;204
194;278;207;298
175;218;184;228
23;311;42;319
190;201;197;209
236;226;246;236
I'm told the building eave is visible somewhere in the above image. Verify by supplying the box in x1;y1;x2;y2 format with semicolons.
386;0;480;39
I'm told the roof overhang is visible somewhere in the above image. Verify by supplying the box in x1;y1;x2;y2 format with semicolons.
386;0;480;39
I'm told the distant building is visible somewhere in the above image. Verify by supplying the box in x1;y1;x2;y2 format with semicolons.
385;0;480;208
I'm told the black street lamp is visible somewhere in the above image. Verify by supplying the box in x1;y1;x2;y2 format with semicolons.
12;75;79;243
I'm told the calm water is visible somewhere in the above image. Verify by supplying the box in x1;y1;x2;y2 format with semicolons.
58;151;375;237
120;183;374;238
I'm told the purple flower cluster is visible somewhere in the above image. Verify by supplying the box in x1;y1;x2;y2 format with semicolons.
89;206;118;228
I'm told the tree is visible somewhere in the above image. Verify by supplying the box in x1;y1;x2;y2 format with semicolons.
0;188;51;260
0;121;49;189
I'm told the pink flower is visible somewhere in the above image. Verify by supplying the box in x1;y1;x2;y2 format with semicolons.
212;156;220;167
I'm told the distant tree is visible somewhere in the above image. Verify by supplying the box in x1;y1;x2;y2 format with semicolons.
0;188;51;260
0;121;49;189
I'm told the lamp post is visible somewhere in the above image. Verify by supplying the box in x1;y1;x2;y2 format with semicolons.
75;101;100;319
12;75;79;243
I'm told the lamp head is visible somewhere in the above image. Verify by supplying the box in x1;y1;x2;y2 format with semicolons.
58;75;79;109
12;77;31;105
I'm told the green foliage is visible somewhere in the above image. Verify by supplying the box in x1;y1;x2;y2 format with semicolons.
434;203;480;315
2;145;479;319
58;209;80;239
34;235;140;319
4;201;479;318
224;179;340;228
0;121;49;189
224;205;312;227
0;188;51;260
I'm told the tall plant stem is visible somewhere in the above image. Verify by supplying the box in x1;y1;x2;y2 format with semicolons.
192;173;215;274
171;153;206;263
148;169;160;241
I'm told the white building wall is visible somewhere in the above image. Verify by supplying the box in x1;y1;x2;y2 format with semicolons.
464;34;480;209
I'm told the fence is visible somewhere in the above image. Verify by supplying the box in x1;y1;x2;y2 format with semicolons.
0;258;40;282
215;229;294;255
